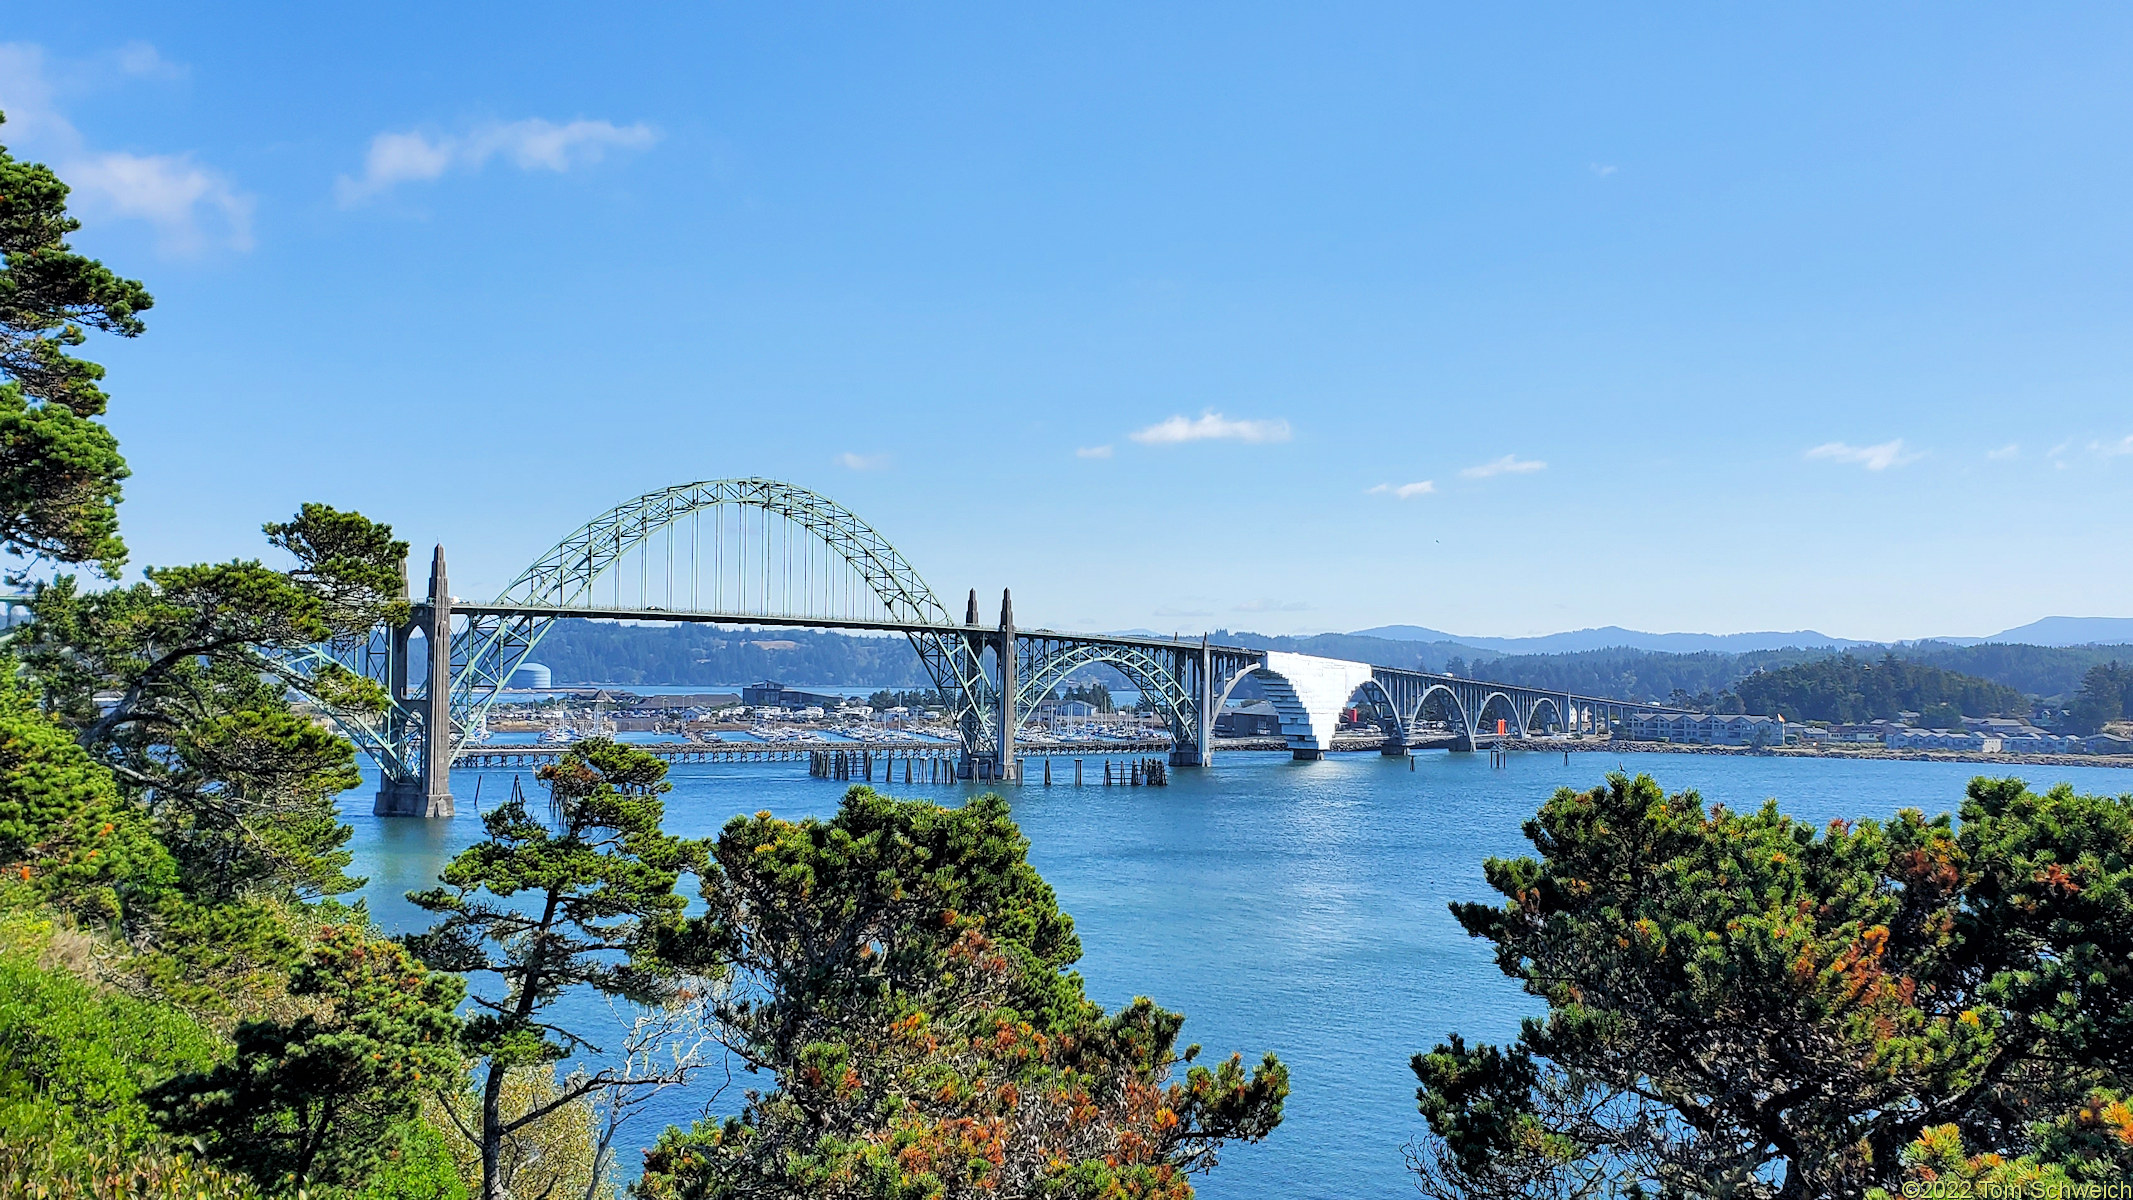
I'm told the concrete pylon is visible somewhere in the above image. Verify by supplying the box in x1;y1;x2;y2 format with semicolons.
1171;636;1215;767
374;545;455;817
995;588;1016;777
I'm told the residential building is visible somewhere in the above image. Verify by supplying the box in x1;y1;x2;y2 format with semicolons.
1884;728;1991;752
1625;713;1789;746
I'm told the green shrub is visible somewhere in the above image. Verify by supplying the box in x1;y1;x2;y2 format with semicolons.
0;912;222;1157
0;1135;265;1199
351;1119;468;1200
0;670;174;924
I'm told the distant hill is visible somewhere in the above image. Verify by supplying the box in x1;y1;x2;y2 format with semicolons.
1351;616;2133;654
1212;630;1483;671
1351;624;1867;655
1736;655;2027;722
1975;617;2133;647
526;619;2132;705
535;623;929;688
1459;646;1838;705
1899;642;2133;698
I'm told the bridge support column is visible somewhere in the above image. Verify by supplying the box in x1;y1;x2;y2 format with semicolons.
994;589;1016;781
1170;638;1215;768
376;546;455;818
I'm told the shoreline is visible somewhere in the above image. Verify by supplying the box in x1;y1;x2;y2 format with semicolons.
1497;738;2133;770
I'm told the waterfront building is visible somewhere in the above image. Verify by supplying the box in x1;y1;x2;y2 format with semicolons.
634;692;742;710
742;681;847;710
1215;700;1283;737
1883;728;1990;751
1625;713;1789;746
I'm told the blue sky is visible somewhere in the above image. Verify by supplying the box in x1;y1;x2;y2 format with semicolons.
3;4;2130;641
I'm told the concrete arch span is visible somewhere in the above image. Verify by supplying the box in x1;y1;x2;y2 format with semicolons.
1390;681;1536;748
1525;695;1564;734
1253;651;1379;759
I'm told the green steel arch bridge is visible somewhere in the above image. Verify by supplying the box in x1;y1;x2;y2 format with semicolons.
290;478;1682;816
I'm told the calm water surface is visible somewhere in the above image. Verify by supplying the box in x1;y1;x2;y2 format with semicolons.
343;749;2133;1199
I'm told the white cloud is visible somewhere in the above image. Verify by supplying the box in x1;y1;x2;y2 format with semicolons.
1075;445;1113;459
1987;443;2020;460
112;41;185;81
64;151;252;253
1232;598;1310;613
1128;410;1291;446
2093;435;2133;458
0;41;249;255
1368;480;1435;499
1804;439;1922;471
1589;162;1618;177
337;117;658;204
0;44;72;146
836;452;889;470
1460;454;1547;479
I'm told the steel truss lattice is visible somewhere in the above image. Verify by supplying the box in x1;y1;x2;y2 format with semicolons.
349;479;995;784
1013;637;1201;748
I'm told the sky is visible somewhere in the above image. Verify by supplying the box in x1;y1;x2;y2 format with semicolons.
3;4;2130;642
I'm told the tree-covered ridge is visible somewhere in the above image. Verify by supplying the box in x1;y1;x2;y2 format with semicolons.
1453;646;1836;705
1412;774;2133;1199
2067;662;2132;734
1732;653;2028;722
533;623;933;688
534;619;2133;719
1901;642;2133;700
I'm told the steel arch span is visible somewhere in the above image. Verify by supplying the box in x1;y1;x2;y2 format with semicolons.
1013;640;1199;748
446;478;994;771
318;474;1696;810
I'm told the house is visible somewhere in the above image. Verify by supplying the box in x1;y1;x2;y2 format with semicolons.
1625;713;1788;746
1883;728;1989;752
1215;700;1282;737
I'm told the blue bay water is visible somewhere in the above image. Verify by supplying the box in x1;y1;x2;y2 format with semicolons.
343;750;2133;1199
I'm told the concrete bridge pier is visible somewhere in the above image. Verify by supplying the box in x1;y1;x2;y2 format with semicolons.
995;588;1016;781
374;546;455;818
1167;637;1216;767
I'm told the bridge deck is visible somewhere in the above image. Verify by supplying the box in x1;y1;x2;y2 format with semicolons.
453;738;1178;768
443;601;1682;718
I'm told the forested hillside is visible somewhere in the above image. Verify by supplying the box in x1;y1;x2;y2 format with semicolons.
533;623;930;686
1734;653;2028;721
530;622;2132;709
1898;641;2133;699
1460;646;1835;704
1216;630;1470;671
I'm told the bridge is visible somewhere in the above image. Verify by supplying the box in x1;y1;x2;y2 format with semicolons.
289;478;1681;816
